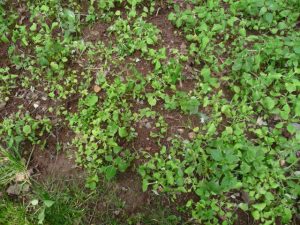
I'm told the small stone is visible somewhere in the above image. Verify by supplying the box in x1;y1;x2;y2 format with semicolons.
256;117;267;126
0;101;6;110
274;115;281;121
91;31;100;36
121;187;127;192
177;128;184;134
35;115;42;120
291;123;300;131
7;184;21;195
15;171;28;182
145;122;152;129
188;132;196;140
33;102;39;108
145;147;151;151
93;85;101;93
113;210;120;216
280;159;285;167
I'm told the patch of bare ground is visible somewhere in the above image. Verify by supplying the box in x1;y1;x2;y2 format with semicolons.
116;171;149;214
0;43;10;68
125;51;154;76
132;120;161;153
149;7;188;57
31;126;81;179
82;21;110;43
0;88;63;120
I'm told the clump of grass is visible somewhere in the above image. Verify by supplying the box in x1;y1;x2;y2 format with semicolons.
0;198;31;225
0;146;27;188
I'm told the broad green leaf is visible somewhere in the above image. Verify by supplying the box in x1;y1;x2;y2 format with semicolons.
44;200;54;208
253;203;266;211
166;170;174;185
85;94;98;107
147;95;157;106
263;97;276;110
23;125;31;135
105;166;117;180
142;179;148;192
264;13;273;24
118;127;128;138
252;210;260;220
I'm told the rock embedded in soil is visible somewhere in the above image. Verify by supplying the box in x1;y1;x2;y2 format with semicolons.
188;132;196;140
177;128;184;134
0;101;6;110
93;85;101;93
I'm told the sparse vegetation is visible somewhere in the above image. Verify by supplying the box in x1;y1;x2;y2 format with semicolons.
0;0;299;224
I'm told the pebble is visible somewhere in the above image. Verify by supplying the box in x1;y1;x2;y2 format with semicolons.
93;85;101;93
188;132;196;140
177;128;184;134
0;101;6;110
145;122;152;129
280;159;285;167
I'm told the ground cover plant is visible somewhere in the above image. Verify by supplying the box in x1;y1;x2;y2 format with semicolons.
0;0;299;224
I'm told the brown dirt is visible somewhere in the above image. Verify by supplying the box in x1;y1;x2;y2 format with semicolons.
132;123;161;153
116;171;149;214
31;126;80;179
125;51;154;76
32;149;80;178
149;7;187;56
82;21;110;43
0;43;10;68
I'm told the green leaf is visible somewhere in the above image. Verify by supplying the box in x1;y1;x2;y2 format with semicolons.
23;125;31;135
147;95;157;106
64;9;75;22
166;170;174;185
210;149;223;161
30;23;37;31
239;203;248;211
184;166;194;175
142;179;148;192
105;166;117;180
259;7;267;16
282;208;292;223
287;123;296;134
295;100;300;116
263;97;276;110
38;208;45;224
50;62;59;71
85;94;98;107
40;5;49;12
118;127;128;138
252;210;260;220
253;203;266;211
43;200;54;208
294;46;300;54
264;13;273;24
